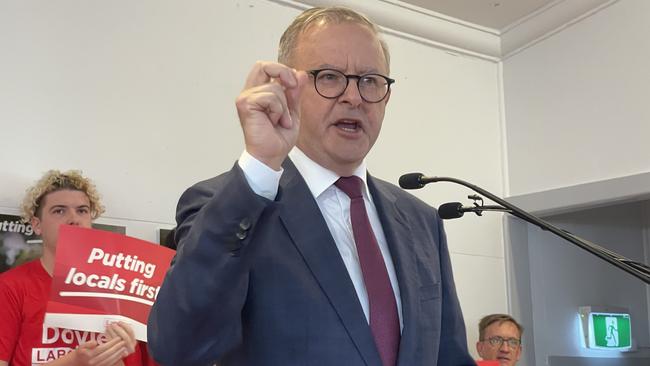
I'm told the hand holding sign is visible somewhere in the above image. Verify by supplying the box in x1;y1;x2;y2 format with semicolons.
72;337;129;366
45;225;175;341
106;321;137;355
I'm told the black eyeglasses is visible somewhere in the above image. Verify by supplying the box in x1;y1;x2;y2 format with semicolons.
308;68;394;103
483;336;521;348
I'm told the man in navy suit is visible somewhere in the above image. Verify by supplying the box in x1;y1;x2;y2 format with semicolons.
148;6;475;366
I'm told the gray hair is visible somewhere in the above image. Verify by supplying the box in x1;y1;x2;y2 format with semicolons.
278;6;390;73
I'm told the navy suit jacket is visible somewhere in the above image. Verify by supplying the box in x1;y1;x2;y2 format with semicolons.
148;160;474;366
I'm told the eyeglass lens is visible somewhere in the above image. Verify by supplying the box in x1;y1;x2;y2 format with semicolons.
312;69;390;103
488;336;521;348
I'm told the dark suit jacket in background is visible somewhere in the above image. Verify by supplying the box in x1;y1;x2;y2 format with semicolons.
148;159;475;366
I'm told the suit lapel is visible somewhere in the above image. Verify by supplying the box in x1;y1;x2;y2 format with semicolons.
277;160;382;366
367;176;420;366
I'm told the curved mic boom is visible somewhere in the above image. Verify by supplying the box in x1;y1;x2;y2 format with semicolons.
399;172;650;284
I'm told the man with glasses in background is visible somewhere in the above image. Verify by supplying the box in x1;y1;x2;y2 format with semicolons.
149;6;474;366
476;314;523;366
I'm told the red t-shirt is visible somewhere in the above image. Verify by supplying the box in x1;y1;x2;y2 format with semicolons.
0;260;156;366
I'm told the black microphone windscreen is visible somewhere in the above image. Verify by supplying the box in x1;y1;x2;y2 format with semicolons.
438;202;464;220
399;173;425;189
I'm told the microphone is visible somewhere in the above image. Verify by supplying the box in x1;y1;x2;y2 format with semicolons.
438;202;512;220
398;173;426;189
438;202;467;219
397;172;650;284
399;174;512;219
398;172;442;190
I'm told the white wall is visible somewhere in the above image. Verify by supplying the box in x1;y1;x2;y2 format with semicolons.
0;0;506;357
502;2;650;364
0;0;303;227
502;0;650;196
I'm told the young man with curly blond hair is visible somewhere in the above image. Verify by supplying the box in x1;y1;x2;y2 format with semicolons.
0;170;154;366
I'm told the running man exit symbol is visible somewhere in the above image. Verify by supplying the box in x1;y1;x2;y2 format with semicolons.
593;313;631;348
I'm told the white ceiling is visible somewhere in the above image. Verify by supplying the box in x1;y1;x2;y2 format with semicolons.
296;0;613;59
399;0;556;30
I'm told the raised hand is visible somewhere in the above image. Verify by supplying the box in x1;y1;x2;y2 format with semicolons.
235;61;308;170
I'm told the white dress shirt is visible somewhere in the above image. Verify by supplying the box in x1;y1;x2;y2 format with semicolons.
238;148;403;330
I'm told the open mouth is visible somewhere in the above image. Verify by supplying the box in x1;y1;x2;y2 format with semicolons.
334;119;361;133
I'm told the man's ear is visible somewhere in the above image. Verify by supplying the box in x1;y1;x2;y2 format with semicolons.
31;216;42;236
476;341;485;358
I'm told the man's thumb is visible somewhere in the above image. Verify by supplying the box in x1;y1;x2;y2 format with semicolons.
287;70;308;124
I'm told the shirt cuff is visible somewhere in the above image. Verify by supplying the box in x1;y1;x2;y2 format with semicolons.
237;150;283;200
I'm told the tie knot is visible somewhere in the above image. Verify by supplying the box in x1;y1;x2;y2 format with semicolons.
335;176;364;199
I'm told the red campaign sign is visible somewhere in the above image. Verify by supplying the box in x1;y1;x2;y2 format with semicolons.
44;225;175;342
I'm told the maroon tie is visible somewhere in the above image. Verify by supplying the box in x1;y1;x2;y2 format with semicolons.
335;176;400;366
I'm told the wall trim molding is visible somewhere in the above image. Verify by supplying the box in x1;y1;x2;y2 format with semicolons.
501;0;619;59
506;172;650;217
271;0;617;62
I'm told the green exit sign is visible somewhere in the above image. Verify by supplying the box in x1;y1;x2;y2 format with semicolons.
592;313;631;349
580;307;632;351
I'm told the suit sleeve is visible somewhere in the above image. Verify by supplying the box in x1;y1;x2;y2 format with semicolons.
435;217;477;366
147;164;272;365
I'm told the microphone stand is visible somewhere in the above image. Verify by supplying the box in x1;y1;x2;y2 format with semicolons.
408;175;650;285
